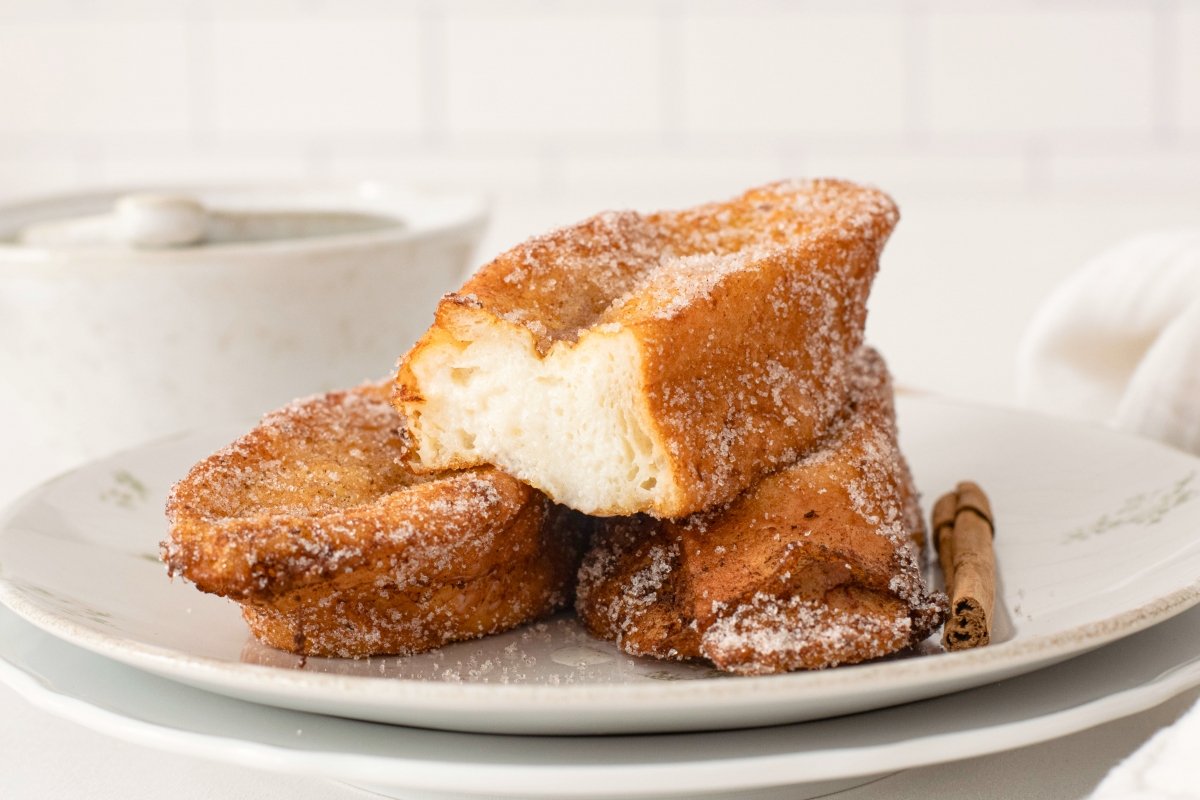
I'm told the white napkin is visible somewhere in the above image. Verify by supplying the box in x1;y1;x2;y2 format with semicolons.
1017;231;1200;798
1017;231;1200;455
1092;699;1200;799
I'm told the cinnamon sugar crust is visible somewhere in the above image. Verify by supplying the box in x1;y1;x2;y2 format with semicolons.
575;349;947;674
163;383;585;657
395;179;899;518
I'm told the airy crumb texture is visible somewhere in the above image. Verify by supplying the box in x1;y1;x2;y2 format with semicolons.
396;179;899;518
576;348;947;674
163;383;585;658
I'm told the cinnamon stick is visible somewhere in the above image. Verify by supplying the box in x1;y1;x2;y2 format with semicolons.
933;481;996;651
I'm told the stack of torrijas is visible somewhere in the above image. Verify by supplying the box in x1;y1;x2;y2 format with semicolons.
395;179;947;673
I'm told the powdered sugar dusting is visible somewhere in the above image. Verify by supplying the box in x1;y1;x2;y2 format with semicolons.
701;593;912;675
577;348;948;674
468;178;897;349
163;383;583;658
607;249;759;322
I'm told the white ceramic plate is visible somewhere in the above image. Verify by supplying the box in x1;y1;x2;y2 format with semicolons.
3;603;1200;799
1;397;1199;735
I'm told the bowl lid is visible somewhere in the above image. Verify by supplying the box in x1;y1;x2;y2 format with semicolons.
9;189;402;250
0;183;487;260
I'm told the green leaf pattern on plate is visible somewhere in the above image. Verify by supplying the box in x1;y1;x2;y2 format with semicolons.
13;580;115;629
98;469;149;509
1064;471;1197;543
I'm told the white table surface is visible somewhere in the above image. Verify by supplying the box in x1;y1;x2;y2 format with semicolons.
5;192;1200;799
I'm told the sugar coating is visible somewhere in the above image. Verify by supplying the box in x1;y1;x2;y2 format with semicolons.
701;594;912;675
398;179;900;518
162;382;583;658
476;179;897;349
576;348;948;674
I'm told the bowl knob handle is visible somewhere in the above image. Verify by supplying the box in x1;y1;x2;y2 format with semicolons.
114;194;209;248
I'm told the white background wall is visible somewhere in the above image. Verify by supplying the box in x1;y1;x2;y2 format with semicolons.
2;0;1199;404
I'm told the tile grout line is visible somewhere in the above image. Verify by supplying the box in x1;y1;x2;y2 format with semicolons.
72;139;103;189
184;0;216;153
1152;0;1180;147
1024;137;1049;196
657;0;685;148
419;0;449;150
902;0;930;150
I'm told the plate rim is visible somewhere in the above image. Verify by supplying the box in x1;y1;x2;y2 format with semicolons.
2;395;1200;723
2;572;1199;710
2;604;1200;796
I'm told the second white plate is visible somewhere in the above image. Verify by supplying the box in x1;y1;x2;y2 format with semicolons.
1;396;1199;734
3;603;1200;798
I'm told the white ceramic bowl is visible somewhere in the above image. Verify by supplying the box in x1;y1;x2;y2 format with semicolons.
0;183;487;465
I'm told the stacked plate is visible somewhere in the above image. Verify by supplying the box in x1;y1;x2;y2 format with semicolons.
2;396;1200;798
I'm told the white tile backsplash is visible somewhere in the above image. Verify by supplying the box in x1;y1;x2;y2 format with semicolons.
799;151;1031;197
0;159;82;202
0;20;191;134
0;1;1196;238
680;11;908;135
1177;5;1200;133
925;9;1157;136
95;145;317;187
209;17;425;135
327;149;548;193
556;152;786;200
444;11;662;136
1046;150;1200;195
203;0;422;19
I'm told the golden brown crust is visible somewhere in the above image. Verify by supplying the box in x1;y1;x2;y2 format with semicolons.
395;179;900;517
239;504;584;658
417;180;896;350
576;349;947;674
162;383;585;657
